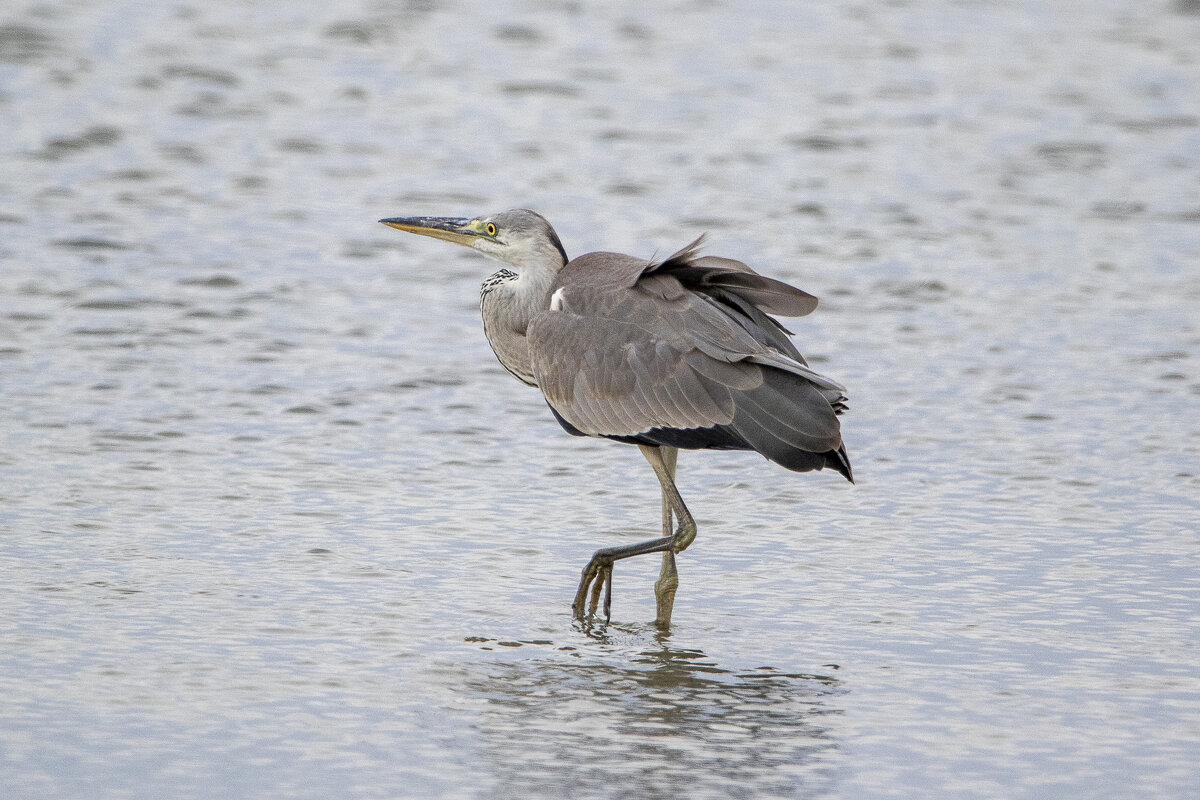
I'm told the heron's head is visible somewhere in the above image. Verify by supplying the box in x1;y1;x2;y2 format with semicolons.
380;208;568;274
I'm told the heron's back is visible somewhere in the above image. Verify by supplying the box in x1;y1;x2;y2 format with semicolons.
527;246;852;482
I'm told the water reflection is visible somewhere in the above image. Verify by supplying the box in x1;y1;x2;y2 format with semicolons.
461;633;841;798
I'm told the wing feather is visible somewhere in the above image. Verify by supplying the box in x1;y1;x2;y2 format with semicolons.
525;245;849;477
735;373;842;452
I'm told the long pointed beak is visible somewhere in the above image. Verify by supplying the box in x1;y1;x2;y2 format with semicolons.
379;216;479;247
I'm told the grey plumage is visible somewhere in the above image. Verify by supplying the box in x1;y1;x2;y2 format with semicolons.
380;209;852;626
528;240;851;479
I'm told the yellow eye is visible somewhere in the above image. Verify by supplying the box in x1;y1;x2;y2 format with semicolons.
486;222;498;237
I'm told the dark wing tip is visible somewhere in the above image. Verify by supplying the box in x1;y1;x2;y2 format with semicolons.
645;237;820;318
652;234;707;271
832;445;854;483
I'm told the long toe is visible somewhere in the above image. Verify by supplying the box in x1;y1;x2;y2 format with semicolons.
587;564;607;616
573;556;606;618
603;565;613;621
572;565;593;617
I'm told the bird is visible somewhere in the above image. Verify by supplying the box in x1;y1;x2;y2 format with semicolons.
380;209;852;627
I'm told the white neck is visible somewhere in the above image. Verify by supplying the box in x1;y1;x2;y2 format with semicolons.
479;266;558;387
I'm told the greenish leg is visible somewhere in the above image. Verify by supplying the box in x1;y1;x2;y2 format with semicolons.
571;445;695;626
655;447;680;628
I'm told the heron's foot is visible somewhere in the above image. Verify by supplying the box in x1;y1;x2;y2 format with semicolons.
571;535;675;622
573;555;614;621
654;551;679;629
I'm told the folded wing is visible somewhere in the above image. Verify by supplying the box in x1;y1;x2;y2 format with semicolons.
527;243;851;480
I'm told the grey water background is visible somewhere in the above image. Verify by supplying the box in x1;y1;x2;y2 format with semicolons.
2;0;1198;797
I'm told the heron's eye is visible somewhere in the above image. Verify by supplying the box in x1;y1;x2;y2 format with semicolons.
486;222;498;237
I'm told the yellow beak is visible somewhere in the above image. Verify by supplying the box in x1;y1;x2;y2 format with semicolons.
379;216;480;247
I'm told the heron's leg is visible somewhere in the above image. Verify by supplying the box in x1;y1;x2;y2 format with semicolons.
655;447;680;628
658;446;678;536
571;445;697;624
654;550;679;628
641;444;697;554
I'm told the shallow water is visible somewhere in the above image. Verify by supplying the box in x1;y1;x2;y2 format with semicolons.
2;1;1199;798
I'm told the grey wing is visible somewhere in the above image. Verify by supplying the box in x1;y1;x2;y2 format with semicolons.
528;298;736;439
526;277;848;474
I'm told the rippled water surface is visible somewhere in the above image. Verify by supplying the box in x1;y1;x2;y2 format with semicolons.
3;1;1199;798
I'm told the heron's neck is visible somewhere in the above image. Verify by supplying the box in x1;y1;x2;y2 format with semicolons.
479;263;560;387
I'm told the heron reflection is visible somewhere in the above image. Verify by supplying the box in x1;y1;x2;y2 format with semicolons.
460;638;841;797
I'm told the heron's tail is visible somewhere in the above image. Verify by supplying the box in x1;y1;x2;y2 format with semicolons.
730;369;854;482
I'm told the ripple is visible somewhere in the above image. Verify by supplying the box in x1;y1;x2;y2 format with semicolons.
161;64;239;87
1090;200;1146;219
36;126;123;160
179;275;241;288
1035;141;1107;171
786;133;870;151
0;24;54;63
493;24;545;44
53;237;134;251
500;81;580;97
1113;115;1198;132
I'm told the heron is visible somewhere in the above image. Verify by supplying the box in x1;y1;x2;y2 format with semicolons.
380;209;852;627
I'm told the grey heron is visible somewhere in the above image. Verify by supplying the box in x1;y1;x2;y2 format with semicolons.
380;209;852;627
